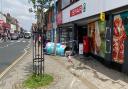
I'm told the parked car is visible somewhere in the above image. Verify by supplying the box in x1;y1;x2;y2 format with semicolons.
19;33;23;38
11;33;19;40
24;32;31;39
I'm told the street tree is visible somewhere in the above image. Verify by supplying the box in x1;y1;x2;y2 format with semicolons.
29;0;53;76
29;0;53;28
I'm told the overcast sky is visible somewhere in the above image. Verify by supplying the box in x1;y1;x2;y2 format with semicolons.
1;0;36;31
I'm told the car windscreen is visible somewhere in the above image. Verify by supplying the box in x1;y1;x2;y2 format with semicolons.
25;33;30;35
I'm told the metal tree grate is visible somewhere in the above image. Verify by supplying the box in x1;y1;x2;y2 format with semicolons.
32;28;44;76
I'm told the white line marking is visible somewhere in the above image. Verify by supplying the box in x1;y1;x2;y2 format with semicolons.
0;39;24;48
70;78;76;88
0;50;27;79
10;41;14;42
22;41;26;43
0;41;30;79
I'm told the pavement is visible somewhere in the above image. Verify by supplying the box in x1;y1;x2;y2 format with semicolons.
50;55;128;89
0;50;89;89
0;48;128;89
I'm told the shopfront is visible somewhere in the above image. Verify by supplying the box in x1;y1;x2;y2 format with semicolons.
59;0;128;73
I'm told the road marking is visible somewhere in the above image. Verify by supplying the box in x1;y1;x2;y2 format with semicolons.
70;78;76;88
22;41;26;43
0;50;27;79
10;41;14;42
0;39;24;48
17;41;20;42
0;39;30;79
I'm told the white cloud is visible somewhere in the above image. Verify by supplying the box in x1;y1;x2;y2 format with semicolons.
2;0;36;30
17;15;30;20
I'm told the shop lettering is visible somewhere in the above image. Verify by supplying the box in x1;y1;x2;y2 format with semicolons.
70;2;86;17
70;5;82;17
83;3;86;12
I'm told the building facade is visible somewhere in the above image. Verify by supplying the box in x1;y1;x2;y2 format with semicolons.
46;0;128;73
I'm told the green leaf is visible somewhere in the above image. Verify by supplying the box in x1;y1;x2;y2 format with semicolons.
30;0;36;4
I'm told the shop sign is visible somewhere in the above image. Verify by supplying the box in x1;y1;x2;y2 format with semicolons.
56;12;62;25
63;0;128;24
100;12;105;21
70;2;86;17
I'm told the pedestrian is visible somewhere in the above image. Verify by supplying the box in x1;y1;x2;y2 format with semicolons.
0;33;1;39
2;33;5;41
65;49;74;66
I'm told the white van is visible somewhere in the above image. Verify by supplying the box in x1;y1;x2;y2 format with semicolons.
24;32;31;39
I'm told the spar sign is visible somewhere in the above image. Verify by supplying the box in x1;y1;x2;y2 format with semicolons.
70;1;86;17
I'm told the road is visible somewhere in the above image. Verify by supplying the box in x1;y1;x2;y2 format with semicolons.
0;38;31;73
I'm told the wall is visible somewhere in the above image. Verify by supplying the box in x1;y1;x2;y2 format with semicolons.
10;24;16;33
62;0;70;9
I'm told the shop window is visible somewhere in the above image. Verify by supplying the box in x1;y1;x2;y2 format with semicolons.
60;28;73;44
46;31;51;41
87;21;106;58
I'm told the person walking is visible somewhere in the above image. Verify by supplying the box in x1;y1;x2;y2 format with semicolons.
65;48;74;66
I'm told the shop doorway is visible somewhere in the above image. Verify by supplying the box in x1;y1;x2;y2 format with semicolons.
77;26;87;54
78;26;87;44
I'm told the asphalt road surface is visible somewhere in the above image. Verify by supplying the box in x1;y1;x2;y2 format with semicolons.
0;38;31;73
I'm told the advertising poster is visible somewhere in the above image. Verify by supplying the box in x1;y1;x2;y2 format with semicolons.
95;21;106;57
88;21;106;58
88;22;96;54
112;14;127;64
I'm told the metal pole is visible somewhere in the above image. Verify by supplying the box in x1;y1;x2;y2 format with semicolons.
32;31;35;74
53;0;57;55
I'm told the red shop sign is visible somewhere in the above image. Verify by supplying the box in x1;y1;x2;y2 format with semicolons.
70;5;82;17
56;12;62;25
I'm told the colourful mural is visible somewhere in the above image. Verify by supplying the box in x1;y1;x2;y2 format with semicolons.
96;21;106;57
112;13;127;64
